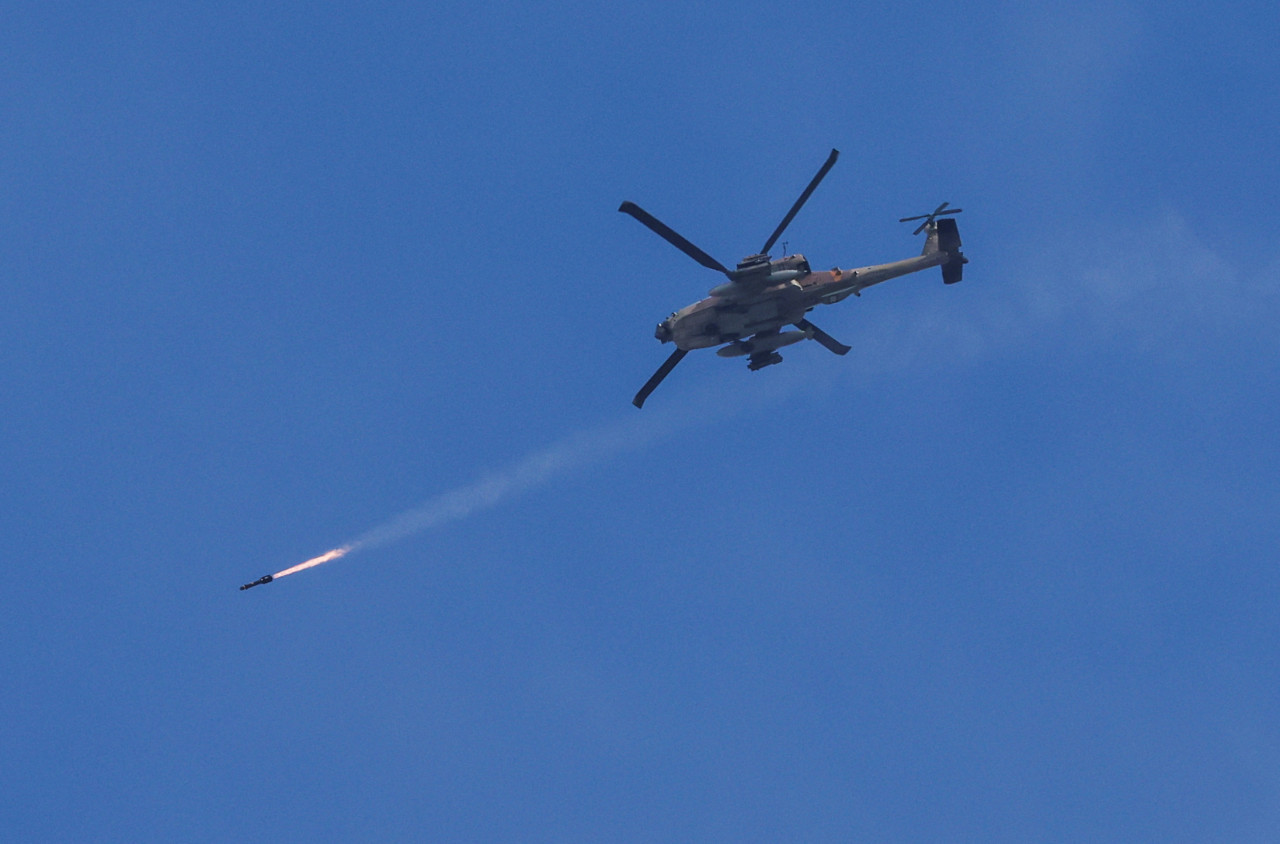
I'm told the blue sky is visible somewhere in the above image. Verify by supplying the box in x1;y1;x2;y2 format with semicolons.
3;2;1278;840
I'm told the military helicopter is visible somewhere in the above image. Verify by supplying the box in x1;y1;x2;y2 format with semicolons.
620;149;967;407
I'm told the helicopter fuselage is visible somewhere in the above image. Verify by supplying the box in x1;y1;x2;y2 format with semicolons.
658;248;950;351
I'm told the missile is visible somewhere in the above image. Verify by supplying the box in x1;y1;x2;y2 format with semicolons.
239;574;273;591
716;329;809;357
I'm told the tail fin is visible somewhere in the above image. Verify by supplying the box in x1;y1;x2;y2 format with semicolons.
921;218;967;284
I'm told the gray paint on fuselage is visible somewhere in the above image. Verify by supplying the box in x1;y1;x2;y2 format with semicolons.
665;249;949;351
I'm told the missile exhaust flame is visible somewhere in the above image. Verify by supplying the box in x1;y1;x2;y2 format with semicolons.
271;545;354;580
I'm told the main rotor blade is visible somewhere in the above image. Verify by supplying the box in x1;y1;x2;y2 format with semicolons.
633;348;688;409
619;202;730;275
795;318;851;356
761;148;839;256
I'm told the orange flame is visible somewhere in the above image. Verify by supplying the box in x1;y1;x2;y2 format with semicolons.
272;545;353;579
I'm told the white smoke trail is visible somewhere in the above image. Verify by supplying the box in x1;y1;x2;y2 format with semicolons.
348;418;667;552
268;404;709;581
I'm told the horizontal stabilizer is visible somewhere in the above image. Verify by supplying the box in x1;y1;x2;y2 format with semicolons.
936;218;966;284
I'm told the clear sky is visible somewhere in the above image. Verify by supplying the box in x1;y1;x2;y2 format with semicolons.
3;2;1278;841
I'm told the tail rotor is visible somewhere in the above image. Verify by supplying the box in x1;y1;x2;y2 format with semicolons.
899;202;962;236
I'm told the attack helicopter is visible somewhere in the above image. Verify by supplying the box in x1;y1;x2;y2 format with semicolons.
620;149;968;407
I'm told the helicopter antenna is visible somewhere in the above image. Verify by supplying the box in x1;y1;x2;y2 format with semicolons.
899;202;962;236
